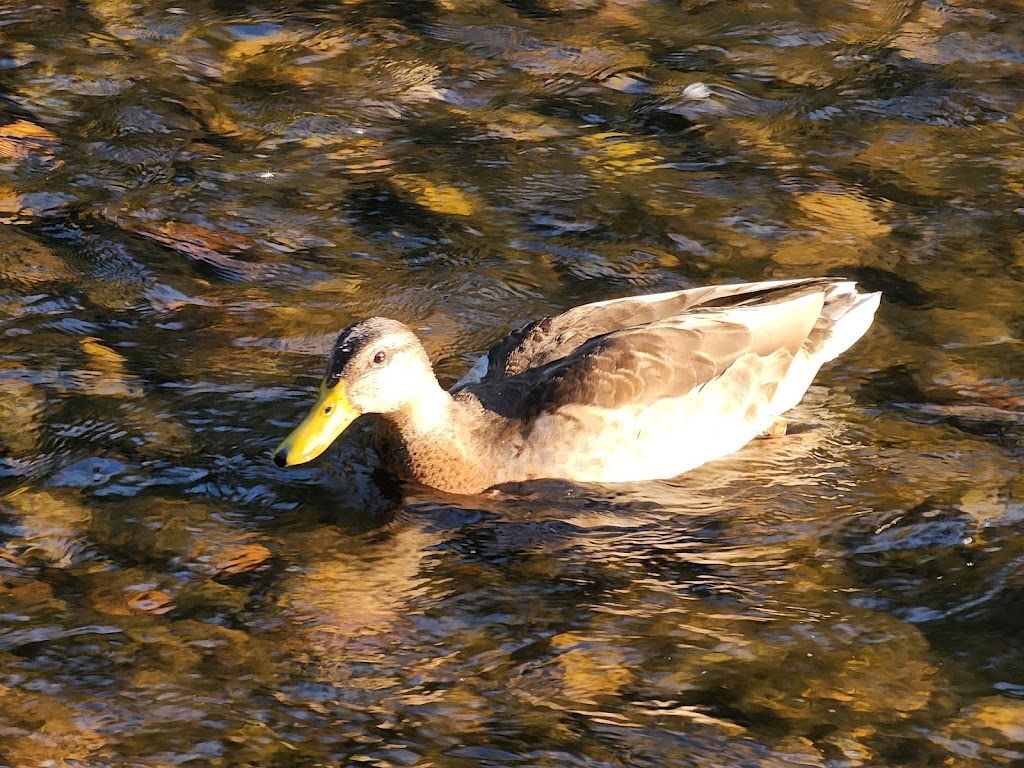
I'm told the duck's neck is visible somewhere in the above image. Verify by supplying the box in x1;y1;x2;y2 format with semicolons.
391;377;455;437
376;380;493;493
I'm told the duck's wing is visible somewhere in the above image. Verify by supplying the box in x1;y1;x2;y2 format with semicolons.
453;277;840;391
469;291;825;420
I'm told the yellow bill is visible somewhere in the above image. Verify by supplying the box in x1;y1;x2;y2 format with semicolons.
272;381;360;467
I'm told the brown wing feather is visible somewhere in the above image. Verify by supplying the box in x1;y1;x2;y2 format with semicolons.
466;289;824;423
513;322;754;418
478;277;836;382
456;321;753;423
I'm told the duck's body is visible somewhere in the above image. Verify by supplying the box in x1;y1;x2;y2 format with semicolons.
273;278;880;494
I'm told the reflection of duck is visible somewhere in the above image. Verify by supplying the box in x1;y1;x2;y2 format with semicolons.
273;278;880;494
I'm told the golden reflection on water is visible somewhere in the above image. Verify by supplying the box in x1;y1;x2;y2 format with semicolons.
0;0;1023;763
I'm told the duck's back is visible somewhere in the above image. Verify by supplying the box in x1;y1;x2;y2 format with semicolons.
448;278;880;487
454;278;875;390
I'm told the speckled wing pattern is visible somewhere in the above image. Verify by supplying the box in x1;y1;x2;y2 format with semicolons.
518;323;749;416
521;293;825;417
463;277;837;387
458;280;833;423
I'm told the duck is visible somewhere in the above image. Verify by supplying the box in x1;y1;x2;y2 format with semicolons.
272;277;880;494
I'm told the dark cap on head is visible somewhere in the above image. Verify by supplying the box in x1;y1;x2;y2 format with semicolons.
325;317;416;388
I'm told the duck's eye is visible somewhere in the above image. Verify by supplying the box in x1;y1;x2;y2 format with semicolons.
373;350;387;365
324;405;333;415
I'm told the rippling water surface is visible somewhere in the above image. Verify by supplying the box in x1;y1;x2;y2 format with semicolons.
1;0;1023;764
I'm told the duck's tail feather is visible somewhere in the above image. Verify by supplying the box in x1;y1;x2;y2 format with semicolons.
769;281;880;417
807;281;882;363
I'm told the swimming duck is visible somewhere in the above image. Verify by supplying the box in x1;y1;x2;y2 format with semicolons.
273;278;880;494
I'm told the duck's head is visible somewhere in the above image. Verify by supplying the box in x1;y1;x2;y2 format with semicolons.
272;318;434;467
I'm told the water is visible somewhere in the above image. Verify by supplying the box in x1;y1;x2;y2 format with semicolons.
1;0;1023;764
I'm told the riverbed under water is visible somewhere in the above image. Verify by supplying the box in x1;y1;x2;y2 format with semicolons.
1;0;1023;765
